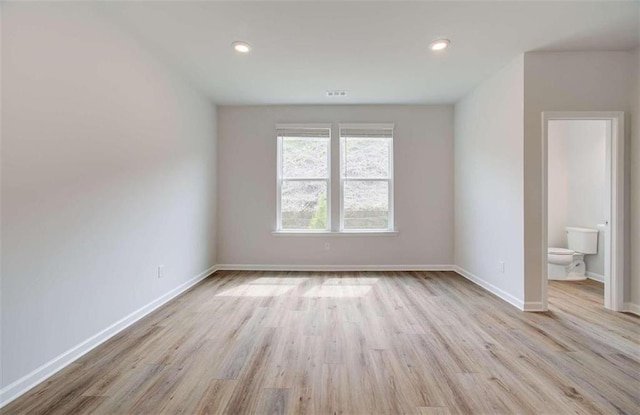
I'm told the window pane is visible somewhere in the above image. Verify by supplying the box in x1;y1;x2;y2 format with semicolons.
343;180;389;230
282;138;328;178
281;181;328;230
342;138;389;178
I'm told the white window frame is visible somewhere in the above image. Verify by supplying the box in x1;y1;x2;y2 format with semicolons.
276;123;332;232
339;123;395;232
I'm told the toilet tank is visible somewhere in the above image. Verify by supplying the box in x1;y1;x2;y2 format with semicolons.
566;227;598;254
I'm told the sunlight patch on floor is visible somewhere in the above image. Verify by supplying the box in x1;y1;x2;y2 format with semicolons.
249;277;309;285
215;285;295;297
215;275;377;297
302;285;372;298
323;277;379;285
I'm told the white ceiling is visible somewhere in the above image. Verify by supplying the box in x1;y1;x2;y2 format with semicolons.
99;1;639;105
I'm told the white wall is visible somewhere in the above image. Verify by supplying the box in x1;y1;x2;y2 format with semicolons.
547;127;568;248
454;56;525;306
548;120;607;277
217;105;454;267
523;51;635;305
631;47;640;307
1;2;217;393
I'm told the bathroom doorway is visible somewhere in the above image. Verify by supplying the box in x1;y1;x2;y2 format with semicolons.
542;112;625;312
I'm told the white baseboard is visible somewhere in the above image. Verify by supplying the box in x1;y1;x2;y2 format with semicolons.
0;265;218;409
586;271;605;283
452;266;527;311
523;301;546;312
215;264;455;272
622;302;640;316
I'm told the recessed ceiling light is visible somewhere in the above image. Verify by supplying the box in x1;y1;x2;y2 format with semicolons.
232;41;251;53
429;39;450;51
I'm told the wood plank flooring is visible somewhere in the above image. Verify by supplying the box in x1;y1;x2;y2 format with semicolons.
3;272;639;414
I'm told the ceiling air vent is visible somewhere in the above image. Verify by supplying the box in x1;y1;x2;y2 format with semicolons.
326;90;347;97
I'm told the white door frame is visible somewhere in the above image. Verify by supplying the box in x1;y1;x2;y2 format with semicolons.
541;111;625;311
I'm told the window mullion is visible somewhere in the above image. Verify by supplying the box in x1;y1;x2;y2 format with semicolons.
276;136;283;230
281;177;329;181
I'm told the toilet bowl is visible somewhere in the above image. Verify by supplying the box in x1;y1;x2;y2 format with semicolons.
547;227;598;281
547;248;586;280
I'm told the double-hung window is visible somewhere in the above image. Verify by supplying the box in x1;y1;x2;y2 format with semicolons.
340;124;394;231
276;123;394;233
276;125;331;231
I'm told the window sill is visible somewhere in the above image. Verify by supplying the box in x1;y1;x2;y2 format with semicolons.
272;230;399;237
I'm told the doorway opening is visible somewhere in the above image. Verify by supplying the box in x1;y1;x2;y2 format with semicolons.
542;112;624;311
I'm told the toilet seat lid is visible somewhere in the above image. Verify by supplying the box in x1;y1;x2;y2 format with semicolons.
548;247;575;255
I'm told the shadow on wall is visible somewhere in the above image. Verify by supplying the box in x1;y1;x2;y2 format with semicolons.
2;2;218;391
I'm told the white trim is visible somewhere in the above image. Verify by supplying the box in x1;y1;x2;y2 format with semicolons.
541;112;625;312
0;265;218;409
586;271;605;283
216;264;453;272
388;135;395;231
279;177;329;181
622;302;640;316
272;230;398;237
338;177;391;182
338;123;395;130
276;134;282;230
275;123;332;129
276;126;332;232
339;125;394;232
523;301;546;312
453;266;525;311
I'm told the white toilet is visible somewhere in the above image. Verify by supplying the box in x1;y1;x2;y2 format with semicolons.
548;227;598;280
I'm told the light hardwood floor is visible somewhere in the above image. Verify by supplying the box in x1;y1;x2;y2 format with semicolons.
3;271;639;414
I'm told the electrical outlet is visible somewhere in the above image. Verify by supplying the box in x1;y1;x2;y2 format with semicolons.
499;261;505;273
326;90;347;97
158;265;165;279
324;242;331;251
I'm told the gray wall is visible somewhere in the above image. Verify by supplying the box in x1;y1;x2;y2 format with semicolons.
523;51;636;304
1;3;217;388
454;56;525;305
217;105;454;267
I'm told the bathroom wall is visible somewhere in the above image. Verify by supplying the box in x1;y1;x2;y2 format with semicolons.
547;130;568;249
548;120;607;278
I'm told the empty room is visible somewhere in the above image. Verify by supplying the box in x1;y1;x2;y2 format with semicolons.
1;1;639;414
